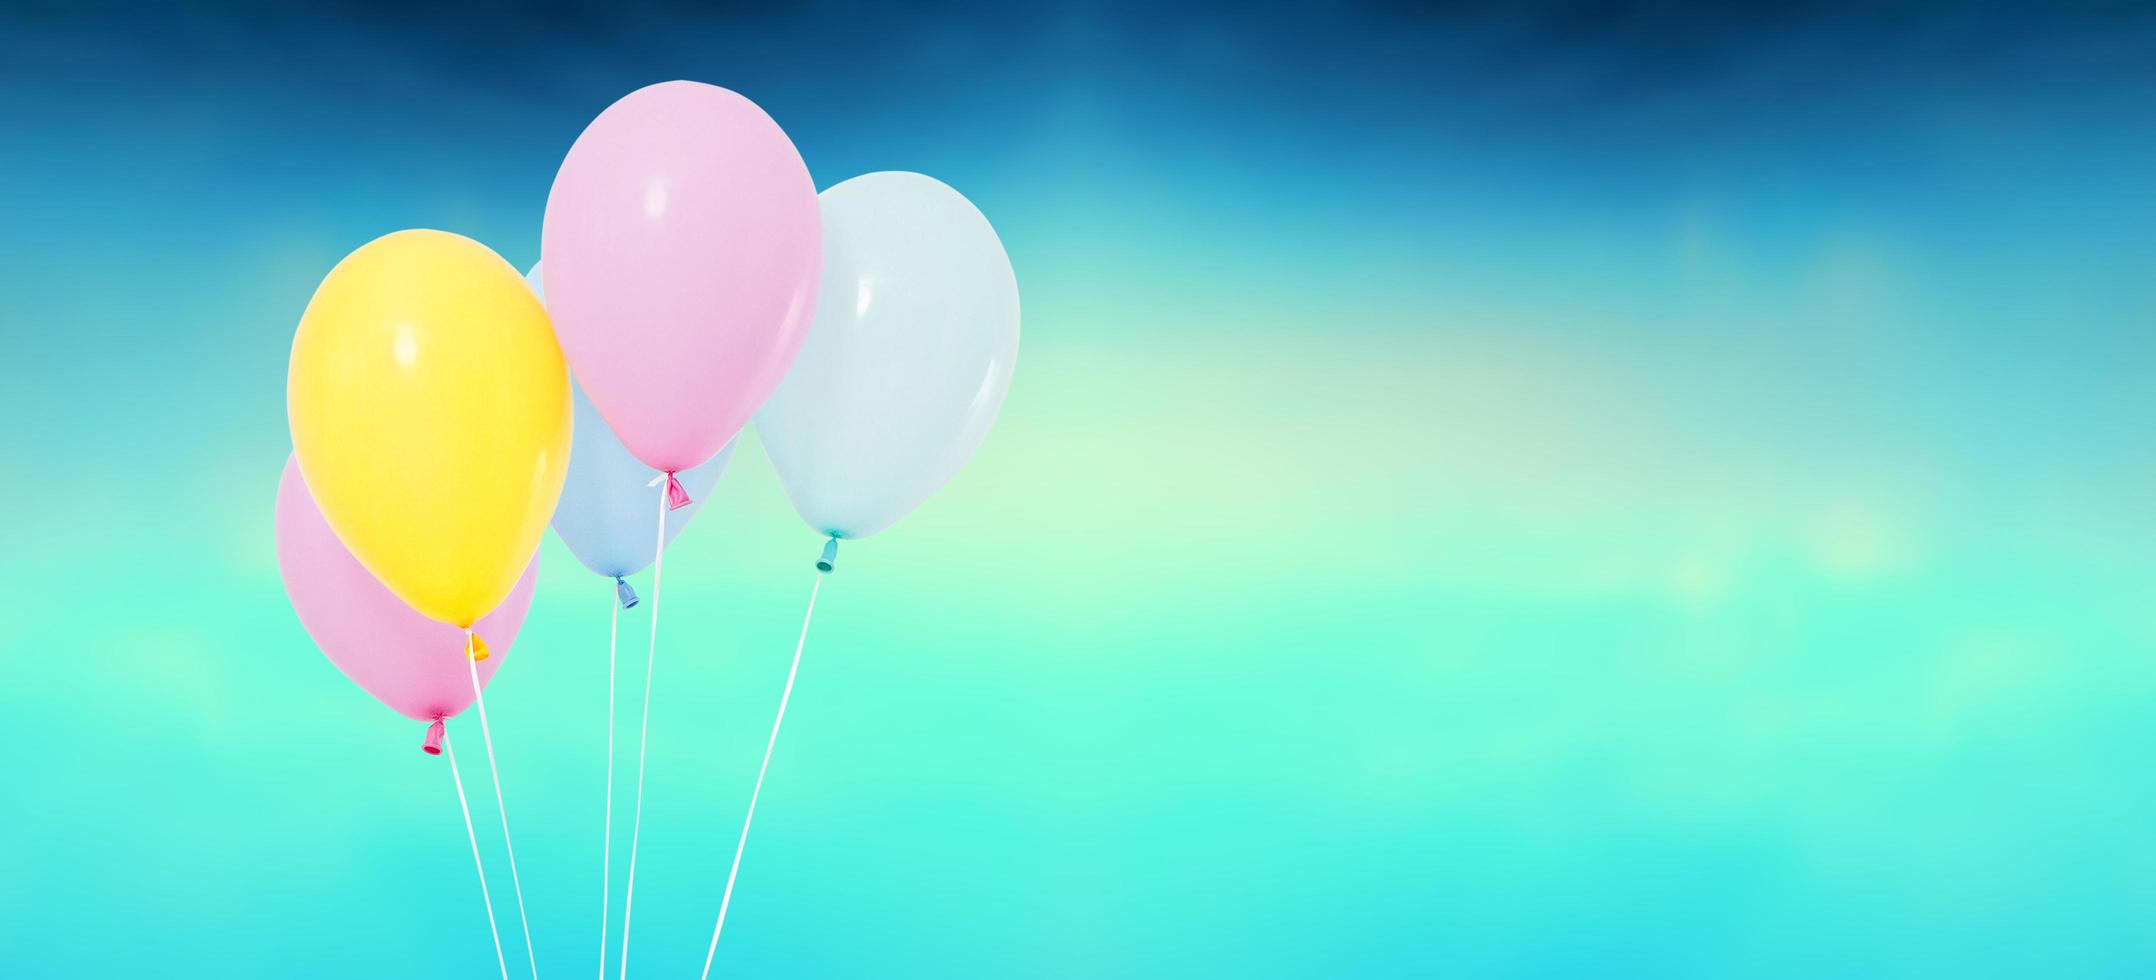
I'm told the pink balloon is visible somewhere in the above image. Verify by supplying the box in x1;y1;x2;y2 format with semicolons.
542;80;822;474
275;456;536;741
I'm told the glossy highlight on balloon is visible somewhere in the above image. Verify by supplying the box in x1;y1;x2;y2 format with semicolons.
543;80;822;474
287;229;572;628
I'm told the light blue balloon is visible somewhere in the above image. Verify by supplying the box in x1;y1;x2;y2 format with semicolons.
530;264;733;590
757;173;1019;548
555;383;732;582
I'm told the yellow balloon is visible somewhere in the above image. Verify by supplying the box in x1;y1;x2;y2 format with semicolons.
288;229;571;628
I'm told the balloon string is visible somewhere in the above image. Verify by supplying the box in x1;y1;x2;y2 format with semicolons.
598;583;620;980
697;570;825;980
468;632;540;980
447;732;510;980
618;477;670;980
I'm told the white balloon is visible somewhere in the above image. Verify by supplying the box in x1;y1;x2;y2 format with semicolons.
756;172;1020;542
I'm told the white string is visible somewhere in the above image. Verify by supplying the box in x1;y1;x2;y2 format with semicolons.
617;477;670;980
447;733;510;980
698;572;824;980
468;632;540;980
598;587;620;980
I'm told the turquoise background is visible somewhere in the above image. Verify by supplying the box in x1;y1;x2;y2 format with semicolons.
6;2;2156;976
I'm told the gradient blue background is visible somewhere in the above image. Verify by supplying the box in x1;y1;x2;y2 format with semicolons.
5;1;2156;976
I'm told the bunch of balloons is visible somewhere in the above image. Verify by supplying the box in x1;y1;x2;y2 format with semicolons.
274;81;1019;980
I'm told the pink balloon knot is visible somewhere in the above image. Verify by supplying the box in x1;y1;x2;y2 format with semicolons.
665;472;692;511
422;719;445;756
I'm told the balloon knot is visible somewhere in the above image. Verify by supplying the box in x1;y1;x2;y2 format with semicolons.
466;630;491;663
422;719;445;756
665;472;692;511
616;576;641;610
817;536;838;574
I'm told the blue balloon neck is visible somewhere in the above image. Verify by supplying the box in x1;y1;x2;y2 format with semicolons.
817;536;838;574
